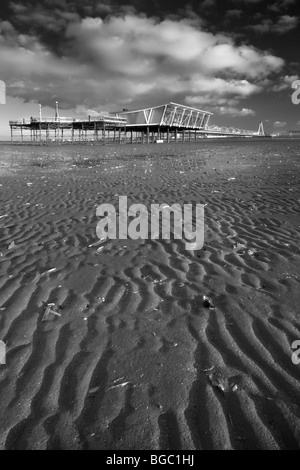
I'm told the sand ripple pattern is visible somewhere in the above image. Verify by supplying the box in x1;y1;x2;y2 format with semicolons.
0;140;300;449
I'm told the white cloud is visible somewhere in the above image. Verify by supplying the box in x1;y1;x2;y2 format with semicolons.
274;121;287;128
0;14;285;112
248;15;298;34
218;107;255;117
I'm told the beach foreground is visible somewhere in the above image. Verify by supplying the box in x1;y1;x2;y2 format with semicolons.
0;140;300;450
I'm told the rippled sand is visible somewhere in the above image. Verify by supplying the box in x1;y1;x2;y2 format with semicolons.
0;139;300;449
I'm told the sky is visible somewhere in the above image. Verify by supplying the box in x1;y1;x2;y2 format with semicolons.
0;0;300;138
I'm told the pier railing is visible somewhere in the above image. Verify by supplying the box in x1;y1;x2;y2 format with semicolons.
9;115;127;126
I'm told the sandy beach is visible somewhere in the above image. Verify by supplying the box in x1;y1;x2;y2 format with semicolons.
0;139;300;450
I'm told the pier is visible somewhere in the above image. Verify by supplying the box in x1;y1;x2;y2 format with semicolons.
9;102;264;144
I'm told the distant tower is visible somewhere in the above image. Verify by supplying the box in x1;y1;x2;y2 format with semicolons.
258;121;265;136
55;101;59;121
39;104;42;121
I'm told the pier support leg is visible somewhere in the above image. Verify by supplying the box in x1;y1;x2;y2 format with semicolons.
147;126;149;144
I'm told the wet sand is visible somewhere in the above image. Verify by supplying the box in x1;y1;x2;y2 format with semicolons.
0;139;300;450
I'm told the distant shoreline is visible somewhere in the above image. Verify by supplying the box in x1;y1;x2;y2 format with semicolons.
1;136;300;146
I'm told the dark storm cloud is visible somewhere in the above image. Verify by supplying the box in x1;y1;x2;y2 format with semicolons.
225;9;243;18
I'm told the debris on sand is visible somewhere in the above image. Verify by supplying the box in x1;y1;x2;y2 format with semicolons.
208;370;241;394
233;242;247;254
233;243;258;257
201;366;215;372
108;381;130;390
208;372;227;393
8;241;16;250
88;238;106;248
41;268;57;277
42;304;62;321
203;295;215;309
247;248;258;256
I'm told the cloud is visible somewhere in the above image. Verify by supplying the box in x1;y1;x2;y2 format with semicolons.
274;121;287;128
199;0;216;9
64;15;284;78
186;89;256;117
231;0;264;4
248;15;298;34
231;0;298;34
272;74;299;91
185;78;259;116
225;9;243;19
9;2;81;39
0;11;285;113
292;79;300;89
268;0;296;12
233;0;296;7
218;106;256;117
185;78;261;97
